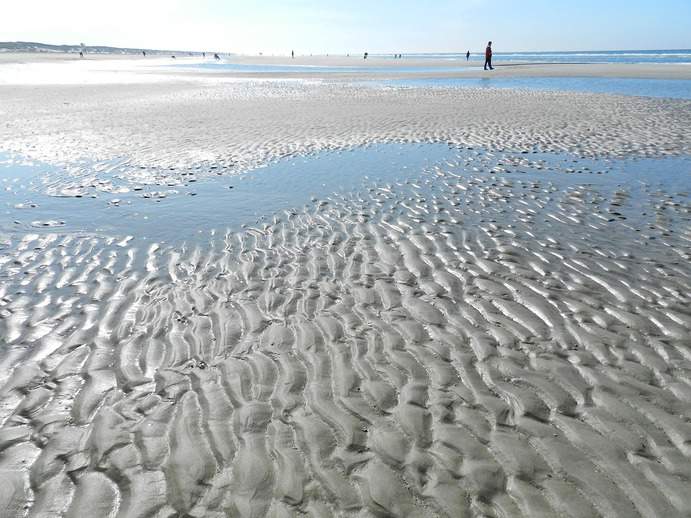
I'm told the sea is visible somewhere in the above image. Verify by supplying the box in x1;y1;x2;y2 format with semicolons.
379;49;691;64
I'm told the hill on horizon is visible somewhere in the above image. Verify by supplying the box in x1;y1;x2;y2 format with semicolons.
0;41;213;56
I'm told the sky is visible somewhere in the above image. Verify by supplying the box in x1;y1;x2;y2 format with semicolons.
2;0;690;54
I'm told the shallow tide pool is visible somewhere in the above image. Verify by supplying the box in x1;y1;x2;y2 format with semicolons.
1;144;689;244
364;76;691;99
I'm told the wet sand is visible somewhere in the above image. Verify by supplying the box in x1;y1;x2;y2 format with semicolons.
2;52;691;79
199;55;691;80
1;74;689;172
1;55;690;517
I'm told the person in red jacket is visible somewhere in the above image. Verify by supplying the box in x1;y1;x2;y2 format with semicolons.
484;41;494;70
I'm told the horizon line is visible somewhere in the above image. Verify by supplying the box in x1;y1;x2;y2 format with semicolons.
2;41;691;57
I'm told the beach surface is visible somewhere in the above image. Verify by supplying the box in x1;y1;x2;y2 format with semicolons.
3;52;691;78
1;54;690;517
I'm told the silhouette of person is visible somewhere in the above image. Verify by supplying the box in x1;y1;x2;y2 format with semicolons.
291;50;294;59
466;50;470;61
79;51;84;58
142;50;146;57
214;53;220;60
364;52;368;60
484;41;493;70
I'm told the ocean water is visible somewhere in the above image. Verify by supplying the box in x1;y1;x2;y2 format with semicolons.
189;50;691;70
180;49;691;75
379;49;691;64
367;77;691;100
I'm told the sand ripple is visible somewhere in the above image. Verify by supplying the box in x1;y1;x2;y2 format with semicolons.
1;161;690;517
0;82;689;196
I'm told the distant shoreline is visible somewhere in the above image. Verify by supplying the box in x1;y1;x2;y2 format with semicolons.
2;42;690;63
1;53;691;81
0;41;218;57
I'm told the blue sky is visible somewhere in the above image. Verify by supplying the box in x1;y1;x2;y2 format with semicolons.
2;0;690;54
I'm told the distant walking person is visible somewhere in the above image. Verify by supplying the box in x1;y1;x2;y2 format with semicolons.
484;41;493;70
291;50;294;58
364;52;368;60
466;50;470;61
